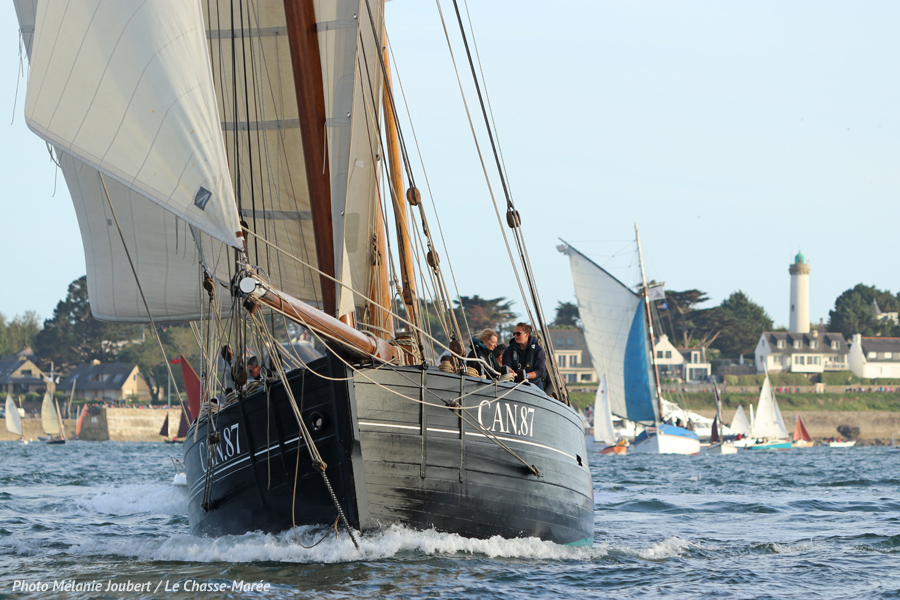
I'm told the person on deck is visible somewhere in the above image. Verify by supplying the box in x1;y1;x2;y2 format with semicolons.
502;322;547;390
467;329;501;378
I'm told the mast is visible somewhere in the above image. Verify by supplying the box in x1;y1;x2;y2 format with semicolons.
635;223;664;423
382;41;419;333
282;1;337;316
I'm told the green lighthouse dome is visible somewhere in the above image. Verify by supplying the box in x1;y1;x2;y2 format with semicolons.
794;251;805;264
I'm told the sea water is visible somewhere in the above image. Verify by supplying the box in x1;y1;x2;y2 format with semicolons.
1;441;898;599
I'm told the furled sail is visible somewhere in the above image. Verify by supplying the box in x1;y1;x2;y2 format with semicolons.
5;395;23;437
566;243;658;423
751;375;789;439
24;0;242;249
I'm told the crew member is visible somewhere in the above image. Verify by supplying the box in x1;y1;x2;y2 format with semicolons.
501;322;547;390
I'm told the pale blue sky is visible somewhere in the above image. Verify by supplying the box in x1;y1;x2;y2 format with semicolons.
2;1;898;334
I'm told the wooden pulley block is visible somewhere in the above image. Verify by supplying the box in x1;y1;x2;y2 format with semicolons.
426;250;439;268
406;187;421;206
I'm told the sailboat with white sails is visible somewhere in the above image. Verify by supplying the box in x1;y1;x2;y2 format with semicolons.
745;374;791;450
40;379;66;445
562;226;700;455
705;380;736;454
5;390;26;443
593;375;627;455
15;0;593;545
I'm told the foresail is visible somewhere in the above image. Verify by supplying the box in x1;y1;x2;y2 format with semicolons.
731;405;750;435
751;375;785;439
25;0;241;249
566;243;654;421
623;300;658;422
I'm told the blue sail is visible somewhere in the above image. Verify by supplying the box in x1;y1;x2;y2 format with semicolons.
623;299;657;422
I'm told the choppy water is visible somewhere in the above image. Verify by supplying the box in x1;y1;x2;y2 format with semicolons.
1;440;898;599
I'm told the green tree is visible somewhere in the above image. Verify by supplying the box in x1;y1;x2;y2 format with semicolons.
828;284;899;338
551;301;580;328
33;276;138;372
662;289;711;346
454;295;517;338
707;291;773;358
0;311;41;356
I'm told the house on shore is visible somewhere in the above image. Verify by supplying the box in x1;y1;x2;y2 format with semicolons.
0;352;47;395
754;329;848;374
653;335;711;383
848;335;900;379
59;361;152;403
547;329;597;384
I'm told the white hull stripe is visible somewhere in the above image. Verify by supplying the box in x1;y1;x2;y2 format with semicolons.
358;420;576;460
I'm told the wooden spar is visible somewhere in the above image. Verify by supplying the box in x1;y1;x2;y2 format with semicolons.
282;1;336;316
239;275;398;363
382;41;418;330
366;202;394;339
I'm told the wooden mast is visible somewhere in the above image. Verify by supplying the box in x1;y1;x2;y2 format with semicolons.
282;1;337;316
635;223;664;423
366;203;394;339
382;40;419;332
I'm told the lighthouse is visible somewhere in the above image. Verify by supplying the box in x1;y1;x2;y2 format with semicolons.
789;252;810;333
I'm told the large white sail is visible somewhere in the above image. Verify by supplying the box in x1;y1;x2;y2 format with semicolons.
5;395;23;437
751;375;789;439
565;243;658;423
24;0;242;249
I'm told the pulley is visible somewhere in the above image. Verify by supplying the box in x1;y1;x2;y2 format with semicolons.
506;209;521;228
406;187;421;206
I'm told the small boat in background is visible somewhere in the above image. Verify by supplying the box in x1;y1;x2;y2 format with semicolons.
706;381;736;454
5;392;26;443
594;375;627;455
744;374;791;451
41;380;66;445
828;439;856;448
792;415;814;448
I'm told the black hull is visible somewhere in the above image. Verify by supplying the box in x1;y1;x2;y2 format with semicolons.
183;355;593;545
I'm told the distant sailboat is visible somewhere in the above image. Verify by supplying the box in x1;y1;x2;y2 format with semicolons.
706;381;736;454
5;393;26;443
563;227;700;455
828;438;856;448
41;377;66;444
730;405;754;448
594;375;626;455
75;404;88;439
745;375;791;450
792;415;814;448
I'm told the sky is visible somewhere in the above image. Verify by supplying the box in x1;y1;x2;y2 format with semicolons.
1;1;898;333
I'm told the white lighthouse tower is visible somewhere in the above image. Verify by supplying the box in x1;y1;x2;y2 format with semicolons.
789;251;810;333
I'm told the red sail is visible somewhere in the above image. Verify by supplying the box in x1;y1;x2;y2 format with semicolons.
793;415;812;442
158;413;169;437
75;404;88;437
176;408;190;438
175;355;202;422
710;415;720;443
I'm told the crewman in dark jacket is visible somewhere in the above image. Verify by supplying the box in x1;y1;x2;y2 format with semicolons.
467;329;501;378
501;322;547;390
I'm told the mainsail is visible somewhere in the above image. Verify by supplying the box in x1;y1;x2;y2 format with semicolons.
5;394;23;437
40;388;59;436
565;243;658;423
751;375;789;439
730;404;750;436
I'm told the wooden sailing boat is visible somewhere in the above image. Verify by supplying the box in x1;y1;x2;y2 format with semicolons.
563;226;700;455
16;1;592;545
40;382;66;445
792;414;814;448
706;380;736;454
5;391;26;443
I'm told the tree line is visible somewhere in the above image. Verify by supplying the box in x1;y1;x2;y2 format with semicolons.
2;277;897;402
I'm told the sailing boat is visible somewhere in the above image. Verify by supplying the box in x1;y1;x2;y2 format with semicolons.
40;382;66;445
75;404;88;439
562;228;700;455
792;414;814;448
729;405;754;448
16;1;592;545
160;410;191;444
744;374;791;450
5;392;26;443
706;380;736;454
594;375;626;455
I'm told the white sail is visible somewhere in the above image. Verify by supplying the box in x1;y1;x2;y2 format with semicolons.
730;404;750;435
565;243;657;423
12;0;36;56
5;395;23;437
40;389;59;436
593;374;617;445
751;375;789;440
24;0;242;249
